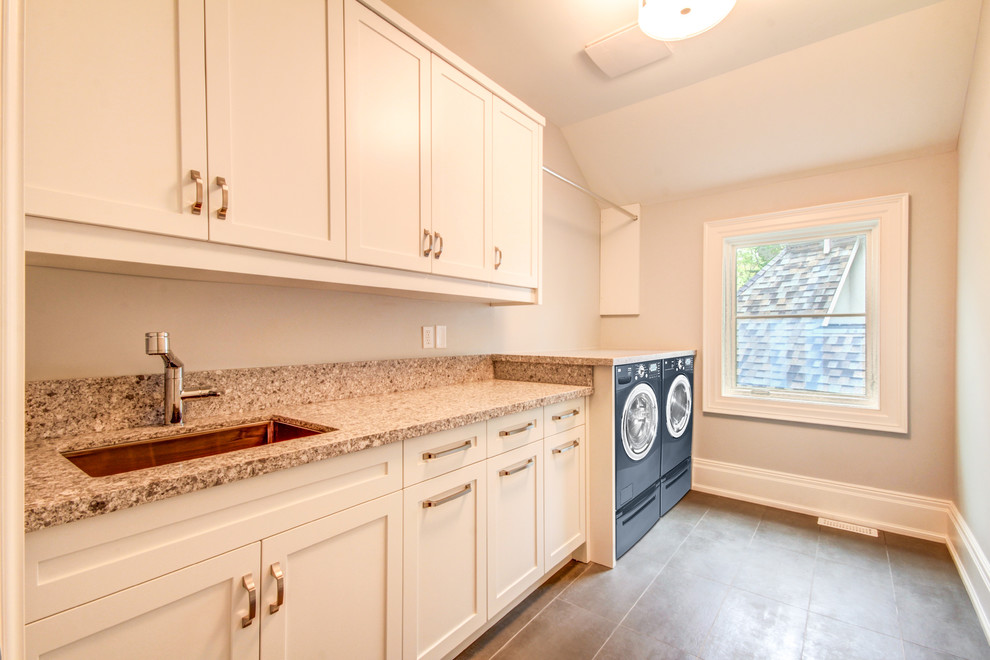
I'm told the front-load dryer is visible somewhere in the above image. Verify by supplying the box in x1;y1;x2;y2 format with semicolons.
660;355;694;516
614;361;662;558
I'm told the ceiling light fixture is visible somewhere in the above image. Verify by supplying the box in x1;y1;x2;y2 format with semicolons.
638;0;737;41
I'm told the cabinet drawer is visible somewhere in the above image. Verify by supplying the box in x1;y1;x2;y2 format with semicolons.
487;408;542;456
544;397;585;436
403;421;487;487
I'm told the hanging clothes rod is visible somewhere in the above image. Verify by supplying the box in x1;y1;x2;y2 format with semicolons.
542;166;638;221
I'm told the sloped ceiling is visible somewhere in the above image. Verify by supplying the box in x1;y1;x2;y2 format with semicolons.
383;0;981;204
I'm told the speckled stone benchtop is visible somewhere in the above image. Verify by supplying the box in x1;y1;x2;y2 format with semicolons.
25;378;591;532
491;349;696;385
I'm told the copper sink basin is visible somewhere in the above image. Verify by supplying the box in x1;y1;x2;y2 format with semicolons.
62;420;329;477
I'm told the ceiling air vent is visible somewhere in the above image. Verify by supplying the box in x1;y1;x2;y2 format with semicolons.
584;23;672;79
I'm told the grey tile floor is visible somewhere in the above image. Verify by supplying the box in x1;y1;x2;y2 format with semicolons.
457;491;990;660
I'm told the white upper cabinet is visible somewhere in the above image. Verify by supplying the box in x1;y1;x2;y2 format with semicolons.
430;56;493;282
24;0;544;302
205;0;346;259
492;99;541;288
24;0;209;239
345;0;432;273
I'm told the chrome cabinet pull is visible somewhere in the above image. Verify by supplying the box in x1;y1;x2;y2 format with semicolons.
191;170;204;215
494;246;503;269
422;439;473;461
499;421;535;437
434;231;444;259
216;176;229;219
499;457;534;477
423;229;434;256
551;409;580;421
269;562;284;614
552;439;580;454
241;574;257;628
422;482;472;508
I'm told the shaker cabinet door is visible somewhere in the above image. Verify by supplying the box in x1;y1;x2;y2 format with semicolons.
487;441;544;616
260;492;402;660
403;463;487;660
24;544;260;660
344;0;432;273
492;99;541;288
24;0;209;239
544;427;587;568
430;56;493;282
204;0;346;259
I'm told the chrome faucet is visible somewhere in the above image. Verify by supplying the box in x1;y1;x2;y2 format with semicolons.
145;331;221;425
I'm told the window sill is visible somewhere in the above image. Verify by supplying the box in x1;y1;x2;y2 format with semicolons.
702;392;907;433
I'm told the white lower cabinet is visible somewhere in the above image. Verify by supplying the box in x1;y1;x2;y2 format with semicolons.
25;399;588;659
403;462;488;660
25;543;260;660
544;426;587;568
487;440;544;616
260;491;403;660
25;492;403;660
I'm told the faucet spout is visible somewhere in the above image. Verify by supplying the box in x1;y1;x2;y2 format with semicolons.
146;332;220;425
145;331;184;369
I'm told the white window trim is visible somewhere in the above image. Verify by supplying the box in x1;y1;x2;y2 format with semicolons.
701;194;909;433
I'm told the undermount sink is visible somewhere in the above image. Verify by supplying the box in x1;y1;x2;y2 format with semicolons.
62;420;330;478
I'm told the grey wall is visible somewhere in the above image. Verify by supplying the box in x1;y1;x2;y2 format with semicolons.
601;151;959;500
956;0;990;559
25;123;601;380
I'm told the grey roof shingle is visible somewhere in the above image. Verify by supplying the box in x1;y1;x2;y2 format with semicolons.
735;236;865;395
737;236;858;315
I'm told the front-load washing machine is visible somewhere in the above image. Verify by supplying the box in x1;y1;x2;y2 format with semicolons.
614;360;663;558
660;355;694;516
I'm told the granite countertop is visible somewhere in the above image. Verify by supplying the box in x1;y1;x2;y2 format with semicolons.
493;348;696;366
25;379;592;532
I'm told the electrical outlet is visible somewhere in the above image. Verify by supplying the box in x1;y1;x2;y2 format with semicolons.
436;325;447;349
422;325;435;349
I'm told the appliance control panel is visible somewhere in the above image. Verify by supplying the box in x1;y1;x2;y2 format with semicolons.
616;362;661;385
664;356;694;374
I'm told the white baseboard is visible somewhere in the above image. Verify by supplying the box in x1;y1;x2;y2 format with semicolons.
692;457;952;540
947;504;990;642
692;457;990;643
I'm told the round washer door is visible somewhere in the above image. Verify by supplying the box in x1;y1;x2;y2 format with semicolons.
621;382;659;461
666;374;692;438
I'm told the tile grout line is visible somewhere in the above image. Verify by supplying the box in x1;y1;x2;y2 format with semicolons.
799;532;823;660
591;503;712;659
487;560;592;659
694;507;767;657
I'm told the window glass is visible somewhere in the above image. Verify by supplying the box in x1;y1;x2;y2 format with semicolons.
733;235;868;398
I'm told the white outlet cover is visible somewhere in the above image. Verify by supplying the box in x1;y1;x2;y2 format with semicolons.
436;325;447;349
422;325;435;349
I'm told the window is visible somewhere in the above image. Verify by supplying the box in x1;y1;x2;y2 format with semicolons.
702;194;908;432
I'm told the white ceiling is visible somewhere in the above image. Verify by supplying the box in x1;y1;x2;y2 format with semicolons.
382;0;982;204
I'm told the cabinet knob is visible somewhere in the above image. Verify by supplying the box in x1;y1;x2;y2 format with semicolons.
494;246;503;269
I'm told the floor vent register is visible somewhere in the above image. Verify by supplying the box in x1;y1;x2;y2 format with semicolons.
817;517;879;537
